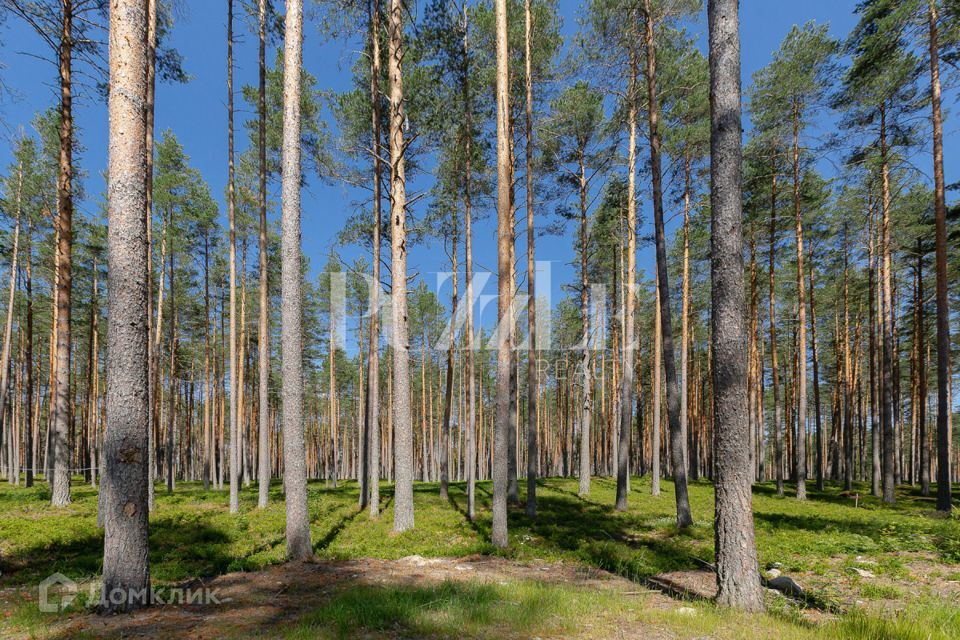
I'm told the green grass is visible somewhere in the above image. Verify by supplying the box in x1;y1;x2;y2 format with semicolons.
0;475;958;639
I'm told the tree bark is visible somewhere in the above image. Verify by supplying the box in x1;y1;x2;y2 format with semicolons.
578;149;592;498
101;0;151;611
790;101;807;500
709;0;763;611
365;0;383;518
227;0;240;515
462;5;476;521
257;0;271;510
51;0;74;508
387;0;414;533
280;0;312;560
929;0;952;513
24;218;33;488
523;0;538;518
880;103;896;504
492;0;512;548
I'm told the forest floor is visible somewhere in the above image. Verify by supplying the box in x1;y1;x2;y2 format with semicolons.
0;476;958;638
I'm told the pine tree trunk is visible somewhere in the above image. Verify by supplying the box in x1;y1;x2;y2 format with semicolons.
869;220;881;497
709;0;763;611
0;181;21;458
929;0;952;513
24;219;33;488
226;0;240;514
256;0;271;510
101;0;151;610
523;0;538;518
387;0;415;532
279;0;312;560
578;150;592;498
365;0;383;518
768;160;783;496
644;0;691;527
791;102;807;500
51;0;74;508
880;103;896;504
809;254;824;491
492;0;512;548
616;43;638;511
463;6;477;520
917;241;930;496
440;222;456;501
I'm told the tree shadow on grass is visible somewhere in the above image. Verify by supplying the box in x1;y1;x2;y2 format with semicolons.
44;572;575;640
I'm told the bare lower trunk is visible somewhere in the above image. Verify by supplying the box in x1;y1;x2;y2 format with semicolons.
492;0;512;549
578;153;592;498
616;44;638;511
523;0;537;518
709;0;763;611
463;9;476;520
101;0;151;611
930;0;952;513
440;226;457;501
768;163;783;496
366;0;383;518
644;0;690;527
24;220;34;488
388;0;414;532
791;103;807;500
257;0;271;510
51;0;74;508
227;0;240;515
880;104;896;504
280;0;311;560
0;195;21;455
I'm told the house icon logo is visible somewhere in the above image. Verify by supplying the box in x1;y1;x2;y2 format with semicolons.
39;573;77;612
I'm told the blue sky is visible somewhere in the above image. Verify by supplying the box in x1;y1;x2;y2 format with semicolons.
0;1;952;333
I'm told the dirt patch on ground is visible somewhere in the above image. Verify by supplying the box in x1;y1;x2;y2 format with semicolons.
35;557;680;639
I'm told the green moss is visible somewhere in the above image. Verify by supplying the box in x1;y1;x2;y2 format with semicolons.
0;476;958;639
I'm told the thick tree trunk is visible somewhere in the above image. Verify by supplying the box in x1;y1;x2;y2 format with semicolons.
709;0;763;611
929;0;952;513
51;0;74;508
387;0;415;533
101;0;151;611
280;0;312;560
492;0;512;548
644;0;691;527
